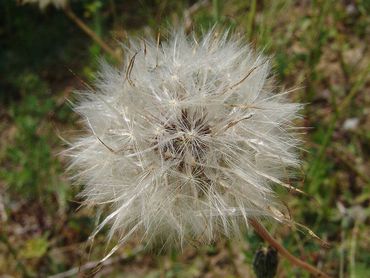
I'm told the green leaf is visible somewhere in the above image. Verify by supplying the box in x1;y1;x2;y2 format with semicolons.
20;236;49;259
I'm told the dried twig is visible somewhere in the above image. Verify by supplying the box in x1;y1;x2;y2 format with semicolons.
184;0;210;33
63;7;121;63
48;246;143;278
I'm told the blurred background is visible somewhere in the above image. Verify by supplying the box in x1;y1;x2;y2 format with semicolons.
0;0;369;277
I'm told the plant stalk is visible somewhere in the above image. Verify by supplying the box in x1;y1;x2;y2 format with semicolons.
63;7;121;62
249;218;331;278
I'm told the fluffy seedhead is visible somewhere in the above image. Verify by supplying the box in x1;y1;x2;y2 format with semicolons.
21;0;67;9
65;30;302;253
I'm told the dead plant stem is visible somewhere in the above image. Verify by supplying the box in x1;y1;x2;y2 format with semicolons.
63;7;121;62
249;218;331;278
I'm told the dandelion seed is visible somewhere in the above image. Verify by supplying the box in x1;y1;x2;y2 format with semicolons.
65;29;302;252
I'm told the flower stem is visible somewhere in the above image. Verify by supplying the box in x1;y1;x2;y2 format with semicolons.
63;7;121;63
249;218;331;278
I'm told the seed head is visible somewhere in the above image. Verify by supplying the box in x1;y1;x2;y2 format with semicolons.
66;30;302;252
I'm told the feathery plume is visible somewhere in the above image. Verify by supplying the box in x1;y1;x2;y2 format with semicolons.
65;29;302;252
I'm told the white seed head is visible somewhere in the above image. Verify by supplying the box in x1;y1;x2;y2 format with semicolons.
66;30;302;251
21;0;67;9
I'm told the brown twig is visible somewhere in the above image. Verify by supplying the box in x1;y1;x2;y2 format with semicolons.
184;0;210;33
63;7;121;63
49;246;143;278
249;218;331;278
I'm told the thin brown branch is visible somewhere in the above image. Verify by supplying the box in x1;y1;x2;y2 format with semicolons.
184;0;210;33
63;7;121;63
249;218;331;278
49;246;143;278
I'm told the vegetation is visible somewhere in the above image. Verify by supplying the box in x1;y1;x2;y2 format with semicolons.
0;0;369;277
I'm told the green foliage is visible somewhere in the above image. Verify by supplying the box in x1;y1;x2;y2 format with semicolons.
1;73;62;199
20;235;50;259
